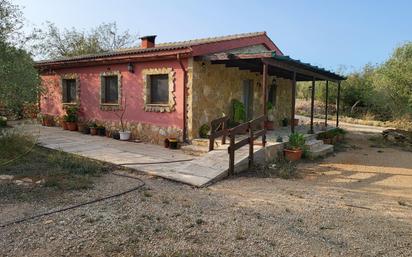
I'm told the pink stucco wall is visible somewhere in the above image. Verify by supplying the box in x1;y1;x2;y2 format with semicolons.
40;58;188;129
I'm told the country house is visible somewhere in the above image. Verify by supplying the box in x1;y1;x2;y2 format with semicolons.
36;32;345;145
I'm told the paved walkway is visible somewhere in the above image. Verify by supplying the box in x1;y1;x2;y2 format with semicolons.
22;124;278;187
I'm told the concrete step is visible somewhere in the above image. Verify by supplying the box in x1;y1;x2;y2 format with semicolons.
304;133;318;141
191;138;210;147
191;138;224;148
181;144;209;156
305;139;324;151
308;144;334;159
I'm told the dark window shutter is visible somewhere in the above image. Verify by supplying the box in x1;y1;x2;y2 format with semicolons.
101;76;106;103
62;80;68;102
101;75;118;104
150;74;169;104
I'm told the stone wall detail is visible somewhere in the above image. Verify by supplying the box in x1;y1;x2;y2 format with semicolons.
90;119;183;145
188;60;292;139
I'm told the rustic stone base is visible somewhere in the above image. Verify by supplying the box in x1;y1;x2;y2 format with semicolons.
94;120;183;145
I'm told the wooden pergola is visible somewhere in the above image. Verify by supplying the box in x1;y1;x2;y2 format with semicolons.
197;51;346;134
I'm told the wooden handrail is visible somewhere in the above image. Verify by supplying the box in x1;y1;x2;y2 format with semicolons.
227;115;266;175
208;116;229;151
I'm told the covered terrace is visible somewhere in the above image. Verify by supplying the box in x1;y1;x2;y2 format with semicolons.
196;51;346;135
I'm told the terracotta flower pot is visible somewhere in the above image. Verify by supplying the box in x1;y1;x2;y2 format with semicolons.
61;120;68;130
77;124;85;133
164;138;170;148
265;121;275;131
284;148;303;161
322;138;333;145
90;127;97;135
293;118;299;126
66;122;78;131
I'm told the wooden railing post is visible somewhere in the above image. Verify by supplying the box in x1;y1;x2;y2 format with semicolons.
228;131;235;175
221;120;226;145
208;116;229;152
248;121;253;168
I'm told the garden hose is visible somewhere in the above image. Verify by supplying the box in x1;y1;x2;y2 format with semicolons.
0;171;145;228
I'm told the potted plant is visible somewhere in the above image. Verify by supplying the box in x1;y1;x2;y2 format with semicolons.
42;114;55;127
64;106;78;131
199;123;210;139
281;118;288;127
284;132;306;161
82;124;91;134
265;102;275;130
77;122;86;133
90;123;98;135
168;138;179;149
97;125;106;136
164;138;170;148
112;131;120;140
60;116;68;130
113;95;131;141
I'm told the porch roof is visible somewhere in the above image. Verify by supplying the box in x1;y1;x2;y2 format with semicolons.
197;51;346;82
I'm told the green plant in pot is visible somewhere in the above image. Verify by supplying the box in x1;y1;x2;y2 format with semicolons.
232;99;245;124
113;95;131;141
61;115;68;129
266;102;275;130
199;123;210;139
281;118;289;127
284;132;306;161
82;123;91;134
97;125;106;136
89;122;98;135
64;107;78;131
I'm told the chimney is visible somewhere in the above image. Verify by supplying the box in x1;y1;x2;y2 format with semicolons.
140;35;157;49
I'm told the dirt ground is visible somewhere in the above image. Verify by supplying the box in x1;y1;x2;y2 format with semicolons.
1;129;411;256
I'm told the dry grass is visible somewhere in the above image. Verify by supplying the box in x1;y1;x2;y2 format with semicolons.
0;130;114;201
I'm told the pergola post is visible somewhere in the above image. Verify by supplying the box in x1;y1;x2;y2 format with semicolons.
325;80;329;127
310;77;315;134
291;71;296;133
262;62;268;118
336;81;341;127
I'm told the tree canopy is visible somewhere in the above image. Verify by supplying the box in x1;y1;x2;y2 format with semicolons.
298;42;412;122
0;0;40;116
33;22;138;59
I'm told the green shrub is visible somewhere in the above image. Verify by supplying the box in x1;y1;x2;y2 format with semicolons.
0;116;7;127
198;123;210;138
232;99;245;123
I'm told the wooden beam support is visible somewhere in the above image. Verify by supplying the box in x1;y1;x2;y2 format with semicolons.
262;58;340;82
325;80;329;127
262;62;268;117
336;81;341;127
291;71;297;133
310;77;315;134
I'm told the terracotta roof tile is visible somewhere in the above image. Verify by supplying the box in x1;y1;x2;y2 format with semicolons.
36;31;267;65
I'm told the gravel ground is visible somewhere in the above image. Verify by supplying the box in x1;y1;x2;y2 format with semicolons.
1;131;412;257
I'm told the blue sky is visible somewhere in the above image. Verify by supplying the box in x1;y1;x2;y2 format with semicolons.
15;0;412;73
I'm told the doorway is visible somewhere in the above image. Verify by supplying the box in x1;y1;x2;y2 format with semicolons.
242;79;254;121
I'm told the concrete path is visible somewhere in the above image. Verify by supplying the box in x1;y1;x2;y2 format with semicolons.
21;124;278;187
